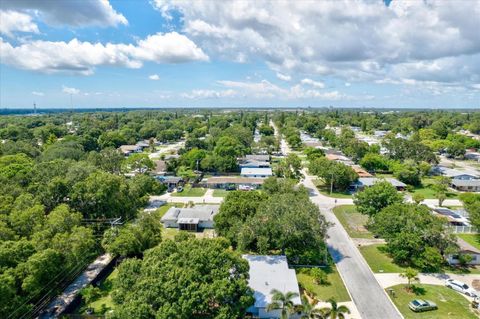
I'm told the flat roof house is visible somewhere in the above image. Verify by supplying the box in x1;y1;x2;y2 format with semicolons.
160;205;219;232
350;177;407;191
203;176;264;190
243;255;302;319
241;167;273;178
451;179;480;192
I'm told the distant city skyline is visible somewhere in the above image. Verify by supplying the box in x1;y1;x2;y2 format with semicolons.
1;0;479;109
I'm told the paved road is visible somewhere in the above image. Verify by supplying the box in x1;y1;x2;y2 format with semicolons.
271;122;402;319
303;174;403;319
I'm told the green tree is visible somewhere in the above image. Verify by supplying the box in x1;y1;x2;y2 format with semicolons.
319;299;350;319
353;180;403;217
266;289;300;319
459;193;480;231
122;153;154;173
111;238;254;319
412;193;425;205
359;153;389;172
309;157;358;192
400;267;419;291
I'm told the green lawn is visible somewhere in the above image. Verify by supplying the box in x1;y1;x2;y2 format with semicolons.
360;243;480;274
409;178;459;199
333;205;374;239
156;203;173;217
78;269;118;315
171;185;206;197
296;266;351;302
457;234;480;250
388;284;477;319
359;244;406;273
212;189;230;197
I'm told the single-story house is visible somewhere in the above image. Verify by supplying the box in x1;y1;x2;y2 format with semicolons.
432;208;470;226
432;166;479;180
245;154;270;162
160;205;219;231
465;152;480;161
451;179;480;192
157;176;184;188
352;165;373;177
136;140;150;149
447;238;480;266
241;167;273;178
325;154;354;166
239;159;271;169
119;144;142;156
243;255;302;319
203;176;264;190
350;177;407;191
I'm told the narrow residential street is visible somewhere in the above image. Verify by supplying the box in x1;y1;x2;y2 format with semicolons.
272;121;403;319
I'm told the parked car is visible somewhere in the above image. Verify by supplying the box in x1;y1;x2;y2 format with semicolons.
445;279;478;297
408;299;438;312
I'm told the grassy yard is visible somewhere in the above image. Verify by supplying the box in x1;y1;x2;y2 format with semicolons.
388;284;478;319
171;185;206;197
212;189;230;197
409;178;459;199
333;205;374;239
78;269;118;315
457;234;480;250
296;265;351;302
360;243;480;274
156;203;173;217
359;244;406;273
313;179;353;198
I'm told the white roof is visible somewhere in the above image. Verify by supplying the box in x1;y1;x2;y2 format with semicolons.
241;167;273;176
356;177;406;187
243;255;301;308
161;205;219;222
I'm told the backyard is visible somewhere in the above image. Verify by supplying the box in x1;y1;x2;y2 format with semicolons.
332;205;374;239
458;234;480;250
387;284;478;319
296;265;351;302
76;269;118;315
409;177;459;199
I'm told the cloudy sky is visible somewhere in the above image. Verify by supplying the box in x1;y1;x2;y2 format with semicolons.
1;0;479;108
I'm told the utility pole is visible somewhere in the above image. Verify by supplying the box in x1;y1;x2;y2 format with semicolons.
330;172;334;194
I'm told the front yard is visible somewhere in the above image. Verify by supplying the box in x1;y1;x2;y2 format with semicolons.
333;205;374;239
409;177;459;199
296;265;351;302
171;185;207;197
359;244;406;273
387;284;478;319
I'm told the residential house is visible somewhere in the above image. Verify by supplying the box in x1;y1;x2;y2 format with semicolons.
160;205;219;231
325;153;354;166
243;255;302;319
245;154;270;162
241;167;273;178
432;166;479;180
203;176;264;190
451;179;480;192
157;176;183;188
350;177;407;191
432;208;470;226
119;144;142;156
352;165;373;177
239;159;271;169
447;238;480;266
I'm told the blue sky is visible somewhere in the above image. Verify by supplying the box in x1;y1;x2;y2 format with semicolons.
0;0;479;109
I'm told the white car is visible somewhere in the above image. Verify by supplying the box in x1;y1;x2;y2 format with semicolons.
445;279;478;297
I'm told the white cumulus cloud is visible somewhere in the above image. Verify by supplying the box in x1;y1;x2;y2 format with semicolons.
0;10;39;37
0;32;208;75
31;91;44;96
301;78;325;88
276;72;291;81
1;0;127;27
62;85;80;95
149;74;160;80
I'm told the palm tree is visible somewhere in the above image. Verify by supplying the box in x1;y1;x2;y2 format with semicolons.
266;289;299;319
300;296;327;319
320;298;350;319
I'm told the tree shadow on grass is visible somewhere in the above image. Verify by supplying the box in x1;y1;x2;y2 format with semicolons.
412;285;426;296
